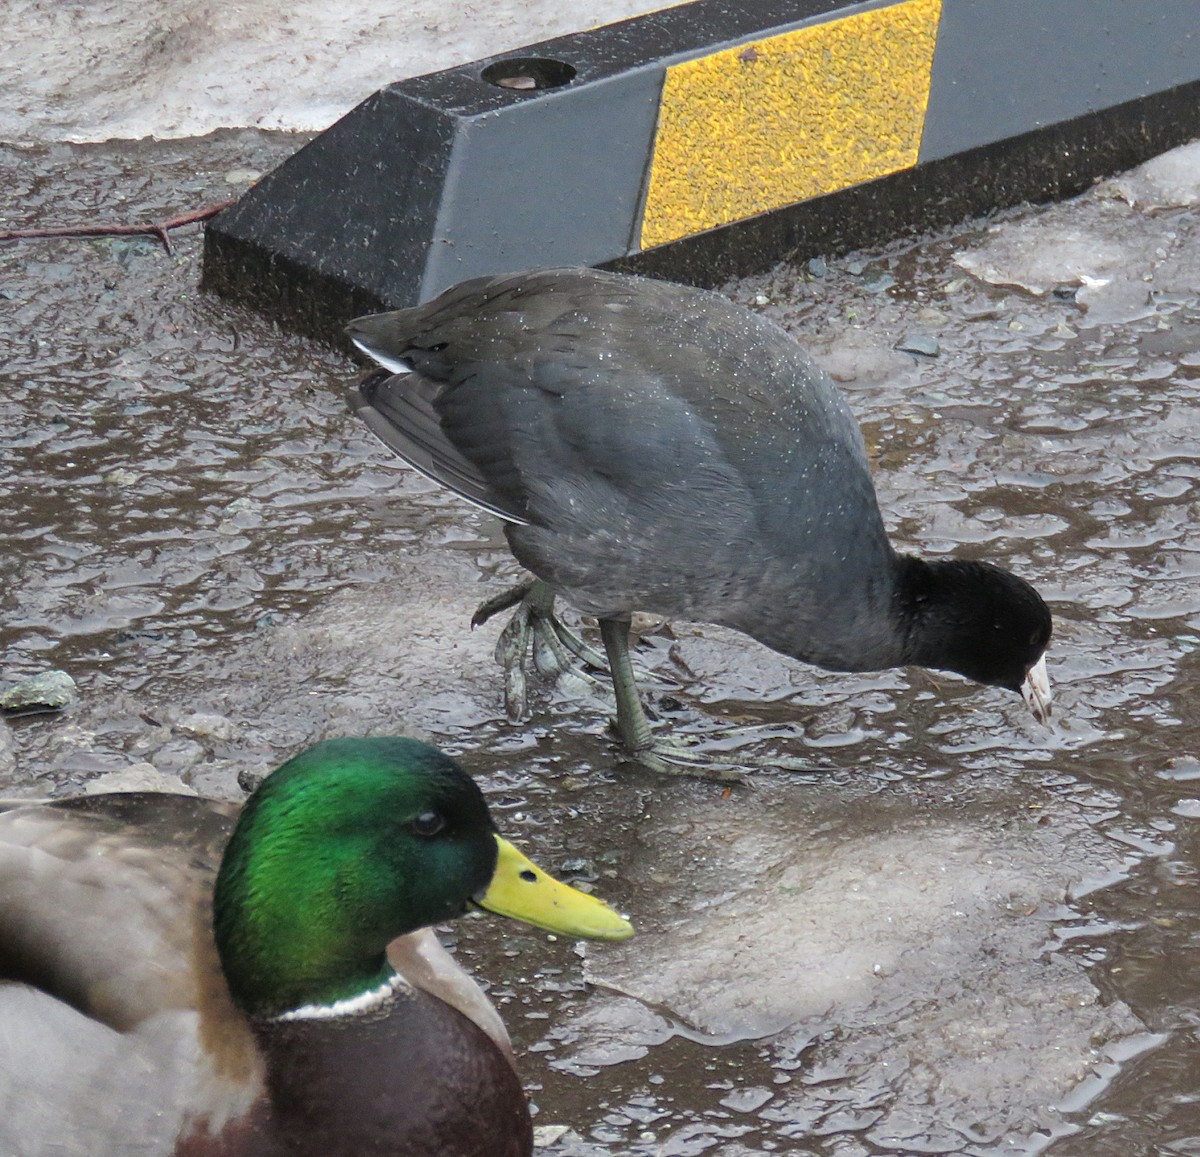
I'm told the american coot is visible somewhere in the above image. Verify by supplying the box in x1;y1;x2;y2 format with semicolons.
348;268;1052;778
0;736;632;1155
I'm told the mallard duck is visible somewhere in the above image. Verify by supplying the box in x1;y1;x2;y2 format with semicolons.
0;736;633;1155
347;268;1053;778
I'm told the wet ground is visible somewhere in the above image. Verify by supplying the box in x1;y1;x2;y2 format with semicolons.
3;131;1200;1155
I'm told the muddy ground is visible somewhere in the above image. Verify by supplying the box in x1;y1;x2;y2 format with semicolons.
3;131;1200;1155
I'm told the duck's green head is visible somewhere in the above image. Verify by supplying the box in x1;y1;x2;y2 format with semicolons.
213;737;631;1018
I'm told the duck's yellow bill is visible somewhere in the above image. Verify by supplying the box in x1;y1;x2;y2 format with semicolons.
475;836;634;942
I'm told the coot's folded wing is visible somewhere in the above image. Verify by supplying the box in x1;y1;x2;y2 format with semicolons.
350;368;529;525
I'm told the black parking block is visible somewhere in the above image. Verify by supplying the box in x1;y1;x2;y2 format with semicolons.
202;0;1200;344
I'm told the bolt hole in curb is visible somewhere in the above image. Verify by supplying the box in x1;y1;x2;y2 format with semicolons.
481;57;577;92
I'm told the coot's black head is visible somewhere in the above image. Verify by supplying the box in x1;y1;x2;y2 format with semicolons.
896;557;1052;716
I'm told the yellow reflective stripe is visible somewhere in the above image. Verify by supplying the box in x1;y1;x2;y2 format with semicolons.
641;0;943;249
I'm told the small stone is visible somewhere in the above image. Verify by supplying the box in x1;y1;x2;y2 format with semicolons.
1159;757;1200;781
719;1086;774;1112
176;712;237;741
806;256;828;278
560;857;596;880
187;759;250;801
0;670;79;714
152;738;206;774
629;611;667;636
915;306;948;327
0;719;15;778
223;169;262;185
861;270;896;293
237;766;267;794
895;333;940;357
103;467;141;486
532;1126;573;1146
85;763;197;795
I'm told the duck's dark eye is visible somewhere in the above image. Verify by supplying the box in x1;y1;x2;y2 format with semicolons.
411;811;445;837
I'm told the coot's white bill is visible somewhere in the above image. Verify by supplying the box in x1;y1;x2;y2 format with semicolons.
1021;655;1052;723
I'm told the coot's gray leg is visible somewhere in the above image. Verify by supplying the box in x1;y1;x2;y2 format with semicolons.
598;616;659;750
477;579;608;719
599;616;828;783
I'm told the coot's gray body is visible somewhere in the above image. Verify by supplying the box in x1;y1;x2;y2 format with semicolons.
349;268;1052;771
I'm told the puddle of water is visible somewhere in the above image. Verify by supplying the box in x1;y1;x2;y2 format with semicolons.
3;133;1200;1154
